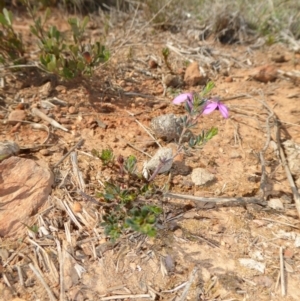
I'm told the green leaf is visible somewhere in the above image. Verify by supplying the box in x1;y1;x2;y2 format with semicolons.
0;12;8;26
43;7;51;25
47;55;57;72
3;8;12;27
81;16;89;31
201;81;215;97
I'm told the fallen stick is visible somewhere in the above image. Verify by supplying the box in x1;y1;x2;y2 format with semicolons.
165;192;266;206
32;107;68;132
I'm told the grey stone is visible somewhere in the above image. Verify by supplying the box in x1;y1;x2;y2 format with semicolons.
191;168;215;186
144;147;173;174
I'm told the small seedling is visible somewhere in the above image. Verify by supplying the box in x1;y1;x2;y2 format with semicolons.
92;148;114;165
162;47;173;73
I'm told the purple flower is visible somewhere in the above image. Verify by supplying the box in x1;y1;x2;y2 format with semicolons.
202;98;229;118
172;93;193;108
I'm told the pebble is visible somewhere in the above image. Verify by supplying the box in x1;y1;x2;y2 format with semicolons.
184;61;207;86
163;74;183;88
150;114;181;141
148;59;158;69
191;168;215;186
73;202;82;213
60;118;71;124
8;110;26;124
173;228;183;238
225;76;233;82
68;106;77;114
39;149;50;156
144;147;173;173
253;65;277;83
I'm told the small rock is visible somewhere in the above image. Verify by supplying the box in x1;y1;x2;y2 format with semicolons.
148;59;158;69
0;141;20;161
68;106;77;114
239;258;265;273
184;62;207;86
0;157;54;236
39;149;50;156
60;117;71;124
268;198;284;210
8;110;26;124
150;114;181;141
271;54;286;63
144;147;173;174
39;81;52;98
183;211;197;219
224;76;233;83
165;254;175;272
174;228;183;238
191;168;215;186
230;150;241;159
73;202;82;213
284;248;294;259
163;74;183;88
253;65;277;83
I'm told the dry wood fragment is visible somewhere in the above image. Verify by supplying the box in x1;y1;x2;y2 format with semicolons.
100;294;151;300
32;107;68;132
280;247;286;296
177;267;198;301
53;138;84;168
29;263;56;301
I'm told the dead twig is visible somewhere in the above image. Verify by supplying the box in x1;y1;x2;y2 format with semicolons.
32;107;68;132
29;263;56;301
71;151;85;191
261;217;300;230
53;139;84;168
100;294;151;300
55;239;65;301
165;192;266;206
279;247;286;297
275;119;300;218
177;267;198;301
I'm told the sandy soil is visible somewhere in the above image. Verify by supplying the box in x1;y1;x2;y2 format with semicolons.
1;8;300;301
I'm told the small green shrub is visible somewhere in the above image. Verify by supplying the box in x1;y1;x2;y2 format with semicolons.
0;8;25;64
92;149;162;240
25;1;109;79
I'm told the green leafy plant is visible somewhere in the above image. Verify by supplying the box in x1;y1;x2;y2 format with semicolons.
0;8;25;64
92;148;162;240
189;127;218;148
92;148;114;165
25;2;109;79
98;180;161;240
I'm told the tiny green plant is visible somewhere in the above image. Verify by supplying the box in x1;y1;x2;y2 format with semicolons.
92;148;114;165
98;179;161;240
0;8;25;64
162;47;173;73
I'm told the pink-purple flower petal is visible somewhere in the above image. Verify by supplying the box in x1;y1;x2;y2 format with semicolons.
202;102;218;115
218;103;229;118
172;93;193;105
